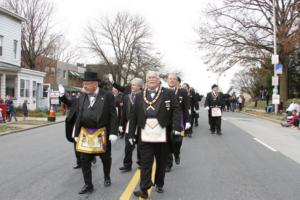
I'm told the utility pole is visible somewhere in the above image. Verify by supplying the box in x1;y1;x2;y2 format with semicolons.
272;0;280;114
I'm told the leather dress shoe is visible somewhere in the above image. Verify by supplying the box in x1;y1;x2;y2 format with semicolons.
133;190;148;198
104;178;111;187
73;165;81;169
119;166;132;172
217;131;222;135
175;157;180;165
155;186;164;193
211;131;216;134
78;185;94;194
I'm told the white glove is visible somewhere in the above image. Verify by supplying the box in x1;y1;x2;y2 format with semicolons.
195;110;200;114
205;106;209;110
188;109;192;115
74;137;79;143
108;74;114;84
174;131;181;135
119;126;123;132
109;134;118;143
185;122;191;130
58;84;65;97
128;138;135;145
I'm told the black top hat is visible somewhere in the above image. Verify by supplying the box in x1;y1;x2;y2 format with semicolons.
83;71;99;81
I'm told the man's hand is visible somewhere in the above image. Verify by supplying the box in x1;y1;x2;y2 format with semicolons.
174;131;181;135
185;122;191;130
58;84;65;97
205;106;209;110
195;110;200;114
74;137;79;143
118;126;123;132
109;134;118;144
128;137;135;146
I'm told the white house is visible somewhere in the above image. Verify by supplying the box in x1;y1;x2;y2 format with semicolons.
0;7;45;110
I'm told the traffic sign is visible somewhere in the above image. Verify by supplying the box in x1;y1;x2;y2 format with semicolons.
272;94;280;105
272;76;279;86
272;55;279;64
275;64;283;74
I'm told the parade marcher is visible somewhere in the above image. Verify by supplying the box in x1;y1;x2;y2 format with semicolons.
59;85;83;169
165;74;190;172
74;71;118;194
119;78;143;172
128;71;181;198
182;83;199;137
204;84;224;135
112;87;125;138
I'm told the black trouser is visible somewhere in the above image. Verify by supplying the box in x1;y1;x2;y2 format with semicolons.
166;135;182;168
139;140;169;191
81;141;111;187
123;134;140;167
209;111;221;132
74;143;81;166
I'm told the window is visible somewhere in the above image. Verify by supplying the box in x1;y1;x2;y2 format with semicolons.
20;79;30;98
45;66;49;72
32;81;37;98
13;40;17;59
0;35;3;56
43;85;49;98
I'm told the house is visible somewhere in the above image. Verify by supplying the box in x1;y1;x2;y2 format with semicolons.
0;7;46;110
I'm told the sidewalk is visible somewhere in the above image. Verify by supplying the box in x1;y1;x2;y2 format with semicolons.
0;116;66;136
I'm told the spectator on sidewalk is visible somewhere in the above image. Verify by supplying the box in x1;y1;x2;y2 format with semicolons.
22;100;28;121
9;101;18;122
286;99;300;115
0;99;7;123
281;110;299;127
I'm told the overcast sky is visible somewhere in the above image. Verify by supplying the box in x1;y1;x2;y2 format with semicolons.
52;0;234;94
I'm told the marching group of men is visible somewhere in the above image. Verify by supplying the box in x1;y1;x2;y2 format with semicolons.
59;70;224;198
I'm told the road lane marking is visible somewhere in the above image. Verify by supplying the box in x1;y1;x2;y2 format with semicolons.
120;169;141;200
254;138;277;152
120;161;156;200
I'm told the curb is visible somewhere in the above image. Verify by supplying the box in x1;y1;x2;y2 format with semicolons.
0;120;64;137
241;111;283;124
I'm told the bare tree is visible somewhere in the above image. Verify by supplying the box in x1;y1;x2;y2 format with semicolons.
85;12;154;85
2;0;61;69
196;0;300;102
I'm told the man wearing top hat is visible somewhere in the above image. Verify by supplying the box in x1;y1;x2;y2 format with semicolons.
128;71;181;199
73;71;118;194
204;84;224;135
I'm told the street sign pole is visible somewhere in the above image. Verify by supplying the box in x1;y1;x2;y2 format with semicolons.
272;0;279;115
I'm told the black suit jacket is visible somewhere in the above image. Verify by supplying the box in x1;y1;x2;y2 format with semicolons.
59;95;78;143
128;87;181;139
74;89;118;137
204;92;224;108
175;88;191;123
189;90;199;111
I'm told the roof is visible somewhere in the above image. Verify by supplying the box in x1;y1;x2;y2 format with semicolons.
0;6;25;21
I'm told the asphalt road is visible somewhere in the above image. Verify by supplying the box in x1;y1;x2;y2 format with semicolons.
1;110;300;200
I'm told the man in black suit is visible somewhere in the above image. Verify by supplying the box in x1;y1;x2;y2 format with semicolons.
119;78;143;172
129;71;181;199
58;86;81;169
182;83;199;137
73;72;118;194
165;74;190;172
204;84;224;135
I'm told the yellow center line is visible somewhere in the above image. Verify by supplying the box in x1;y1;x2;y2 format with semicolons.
120;161;157;200
120;169;141;200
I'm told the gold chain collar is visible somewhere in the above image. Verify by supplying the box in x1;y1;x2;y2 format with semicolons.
143;87;162;107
